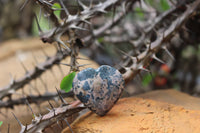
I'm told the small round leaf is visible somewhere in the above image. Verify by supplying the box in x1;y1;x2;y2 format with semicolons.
0;121;3;127
60;72;76;92
52;3;62;19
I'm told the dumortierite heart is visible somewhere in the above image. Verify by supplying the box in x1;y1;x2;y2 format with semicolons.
72;65;124;116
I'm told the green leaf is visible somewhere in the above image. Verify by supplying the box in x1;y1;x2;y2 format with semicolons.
98;37;104;43
145;0;154;7
160;0;170;11
142;73;155;87
0;121;3;127
60;72;76;92
52;3;62;19
135;7;144;19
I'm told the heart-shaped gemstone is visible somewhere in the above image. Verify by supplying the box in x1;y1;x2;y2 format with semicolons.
72;65;124;116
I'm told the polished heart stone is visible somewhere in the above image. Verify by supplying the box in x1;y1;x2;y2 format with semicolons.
72;65;124;116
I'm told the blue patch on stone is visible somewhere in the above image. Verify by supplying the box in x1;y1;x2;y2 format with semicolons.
83;81;91;91
77;68;96;81
77;92;90;103
97;65;116;80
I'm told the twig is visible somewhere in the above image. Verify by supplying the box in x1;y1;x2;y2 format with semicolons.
121;0;200;83
17;102;85;132
0;51;69;100
0;91;74;108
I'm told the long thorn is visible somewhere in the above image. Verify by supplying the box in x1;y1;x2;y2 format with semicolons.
64;119;74;133
163;46;175;60
56;87;68;105
12;112;23;127
7;124;10;133
39;7;42;21
19;60;28;74
48;101;55;116
76;0;87;10
34;14;42;33
57;121;62;129
59;0;69;15
78;64;91;68
25;99;35;119
20;0;30;11
152;54;165;64
59;63;71;67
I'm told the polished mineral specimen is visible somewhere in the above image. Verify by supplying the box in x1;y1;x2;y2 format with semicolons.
73;65;124;116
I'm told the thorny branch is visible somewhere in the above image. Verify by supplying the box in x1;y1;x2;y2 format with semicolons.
83;2;135;45
35;0;60;26
121;0;200;83
0;91;73;108
0;51;70;100
18;101;85;133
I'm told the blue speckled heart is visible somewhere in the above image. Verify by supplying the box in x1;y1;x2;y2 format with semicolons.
72;65;124;116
